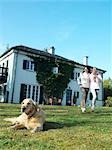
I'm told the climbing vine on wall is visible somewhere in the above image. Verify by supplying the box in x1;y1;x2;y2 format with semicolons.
31;56;74;104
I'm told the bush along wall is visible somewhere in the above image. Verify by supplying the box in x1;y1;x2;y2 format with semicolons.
31;56;74;104
105;96;112;107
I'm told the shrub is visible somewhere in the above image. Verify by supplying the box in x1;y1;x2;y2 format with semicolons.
105;96;112;107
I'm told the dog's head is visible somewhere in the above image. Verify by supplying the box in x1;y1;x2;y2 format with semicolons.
21;98;39;115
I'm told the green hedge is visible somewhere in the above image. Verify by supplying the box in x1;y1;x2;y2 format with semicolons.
105;96;112;107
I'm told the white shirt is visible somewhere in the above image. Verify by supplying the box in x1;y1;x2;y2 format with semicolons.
90;73;102;90
77;72;90;88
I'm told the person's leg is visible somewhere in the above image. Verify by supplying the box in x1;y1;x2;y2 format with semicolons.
91;89;97;110
95;89;99;100
80;88;86;112
85;88;89;104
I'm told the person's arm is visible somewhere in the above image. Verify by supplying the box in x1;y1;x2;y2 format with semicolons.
97;73;102;82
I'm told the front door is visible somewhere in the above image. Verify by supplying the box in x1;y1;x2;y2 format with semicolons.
66;89;72;105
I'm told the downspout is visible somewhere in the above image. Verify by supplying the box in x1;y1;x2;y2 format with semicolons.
102;73;104;106
11;50;18;103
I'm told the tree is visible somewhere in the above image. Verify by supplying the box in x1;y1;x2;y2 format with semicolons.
103;78;112;100
32;56;74;104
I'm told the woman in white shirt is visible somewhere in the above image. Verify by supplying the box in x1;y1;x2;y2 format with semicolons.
77;67;90;112
90;67;102;111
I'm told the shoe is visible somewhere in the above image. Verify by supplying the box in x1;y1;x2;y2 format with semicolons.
91;108;94;112
81;107;86;113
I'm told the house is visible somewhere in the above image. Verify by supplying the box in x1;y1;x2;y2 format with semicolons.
0;45;106;106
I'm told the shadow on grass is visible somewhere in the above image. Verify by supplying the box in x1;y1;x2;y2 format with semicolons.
44;110;112;130
43;121;82;131
43;121;63;131
43;120;89;131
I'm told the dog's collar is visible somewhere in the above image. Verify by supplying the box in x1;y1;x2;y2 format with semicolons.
26;110;36;119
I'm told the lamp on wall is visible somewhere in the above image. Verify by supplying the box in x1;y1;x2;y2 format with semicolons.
53;57;59;74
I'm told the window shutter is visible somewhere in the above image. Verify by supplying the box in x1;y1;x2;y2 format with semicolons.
77;92;79;98
23;60;27;69
20;84;27;103
71;71;74;79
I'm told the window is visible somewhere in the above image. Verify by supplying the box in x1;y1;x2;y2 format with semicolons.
74;72;80;80
71;71;79;80
26;61;29;69
23;60;35;71
20;84;39;103
0;67;8;77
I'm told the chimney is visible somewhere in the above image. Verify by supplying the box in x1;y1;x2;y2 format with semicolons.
47;46;55;55
83;56;88;66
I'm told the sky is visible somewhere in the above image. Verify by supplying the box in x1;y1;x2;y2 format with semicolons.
0;0;111;79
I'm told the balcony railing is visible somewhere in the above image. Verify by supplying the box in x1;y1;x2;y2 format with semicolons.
0;67;8;84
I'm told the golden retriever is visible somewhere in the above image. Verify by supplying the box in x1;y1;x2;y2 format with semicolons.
4;98;45;133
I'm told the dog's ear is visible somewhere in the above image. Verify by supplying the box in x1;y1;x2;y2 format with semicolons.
21;98;26;105
33;101;40;112
33;101;38;108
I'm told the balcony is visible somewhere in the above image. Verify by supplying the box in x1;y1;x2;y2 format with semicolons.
0;67;8;84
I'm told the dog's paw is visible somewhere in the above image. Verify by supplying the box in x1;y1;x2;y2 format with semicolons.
31;130;36;133
31;126;43;133
9;126;17;130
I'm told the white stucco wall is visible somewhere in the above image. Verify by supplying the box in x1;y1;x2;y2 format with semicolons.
12;52;40;103
62;67;82;105
0;50;16;103
0;50;40;103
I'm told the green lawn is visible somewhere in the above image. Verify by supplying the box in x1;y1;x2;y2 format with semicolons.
0;103;112;150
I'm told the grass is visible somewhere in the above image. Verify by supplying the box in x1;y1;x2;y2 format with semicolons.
0;103;112;150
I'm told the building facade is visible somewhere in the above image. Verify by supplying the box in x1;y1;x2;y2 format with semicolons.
0;45;106;106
